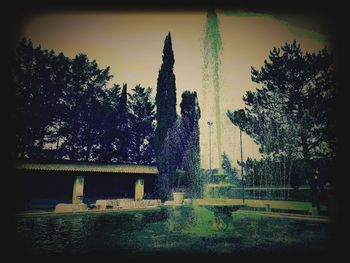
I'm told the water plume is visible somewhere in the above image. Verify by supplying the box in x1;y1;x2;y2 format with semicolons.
203;9;223;170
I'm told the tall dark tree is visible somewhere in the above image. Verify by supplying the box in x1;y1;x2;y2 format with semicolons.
180;91;201;198
44;52;72;159
157;118;188;200
157;91;201;200
154;32;177;200
227;41;337;210
154;32;177;156
221;152;238;184
12;38;33;158
114;83;130;163
12;39;63;159
97;84;121;162
12;38;160;167
59;53;112;161
129;85;156;164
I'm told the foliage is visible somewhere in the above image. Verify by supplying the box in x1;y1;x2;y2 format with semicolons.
156;91;201;200
227;41;337;208
128;85;156;164
154;32;177;156
11;38;156;165
180;91;201;198
12;39;67;159
221;152;239;184
154;33;178;200
59;53;112;161
114;83;130;162
157;118;188;200
240;157;334;189
228;41;336;160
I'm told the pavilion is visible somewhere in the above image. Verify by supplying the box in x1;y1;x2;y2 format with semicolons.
14;161;159;206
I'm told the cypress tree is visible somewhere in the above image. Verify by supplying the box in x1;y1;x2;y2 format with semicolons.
158;91;202;200
155;32;177;157
180;91;201;197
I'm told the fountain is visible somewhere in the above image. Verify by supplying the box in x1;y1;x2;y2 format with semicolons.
203;9;223;172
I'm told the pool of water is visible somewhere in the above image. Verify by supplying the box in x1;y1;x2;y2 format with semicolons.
15;205;335;257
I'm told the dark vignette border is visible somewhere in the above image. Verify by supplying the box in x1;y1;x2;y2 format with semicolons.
3;0;347;261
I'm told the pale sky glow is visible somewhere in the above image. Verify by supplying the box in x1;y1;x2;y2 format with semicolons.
20;11;329;169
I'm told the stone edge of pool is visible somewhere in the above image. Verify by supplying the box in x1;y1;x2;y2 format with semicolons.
15;206;163;217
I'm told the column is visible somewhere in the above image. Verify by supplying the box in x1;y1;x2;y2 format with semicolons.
72;176;84;204
135;177;144;201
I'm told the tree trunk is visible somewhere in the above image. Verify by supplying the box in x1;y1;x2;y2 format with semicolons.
282;156;286;200
301;133;320;212
39;126;46;158
56;136;60;149
85;129;92;161
287;158;294;199
70;132;77;161
136;135;141;165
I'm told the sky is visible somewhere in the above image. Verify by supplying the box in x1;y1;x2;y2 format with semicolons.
19;10;330;169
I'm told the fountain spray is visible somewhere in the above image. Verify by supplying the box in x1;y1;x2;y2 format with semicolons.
203;9;223;172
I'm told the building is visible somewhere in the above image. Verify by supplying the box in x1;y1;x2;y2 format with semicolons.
14;160;158;210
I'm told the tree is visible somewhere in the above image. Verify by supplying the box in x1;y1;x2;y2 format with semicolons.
180;91;201;198
13;39;159;165
227;41;337;209
97;83;121;162
157;118;185;200
43;52;72;159
58;53;112;161
113;83;130;163
12;46;112;161
154;32;177;156
129;85;156;164
154;32;177;200
156;91;201;200
221;152;238;184
12;39;66;159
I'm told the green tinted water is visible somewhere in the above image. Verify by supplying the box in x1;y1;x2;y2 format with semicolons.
15;205;333;256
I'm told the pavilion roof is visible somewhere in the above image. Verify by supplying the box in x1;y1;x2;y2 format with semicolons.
14;161;158;175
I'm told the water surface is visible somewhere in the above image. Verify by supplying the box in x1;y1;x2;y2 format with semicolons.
15;205;334;257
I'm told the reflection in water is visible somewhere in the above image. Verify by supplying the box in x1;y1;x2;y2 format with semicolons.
15;206;333;256
166;206;236;236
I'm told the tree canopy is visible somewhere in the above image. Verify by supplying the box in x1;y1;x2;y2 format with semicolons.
154;32;177;156
156;91;201;200
227;41;337;208
227;41;336;161
12;38;156;165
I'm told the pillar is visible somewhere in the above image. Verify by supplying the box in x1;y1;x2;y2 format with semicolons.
72;176;84;204
265;204;271;212
135;177;144;201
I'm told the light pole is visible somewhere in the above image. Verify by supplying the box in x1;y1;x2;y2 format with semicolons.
207;121;213;181
240;128;245;203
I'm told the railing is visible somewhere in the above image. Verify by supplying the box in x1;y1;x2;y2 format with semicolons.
204;184;335;202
